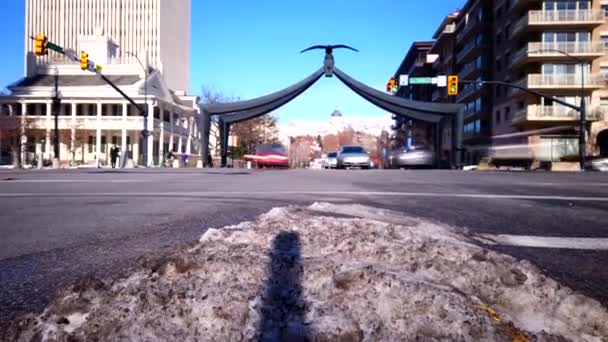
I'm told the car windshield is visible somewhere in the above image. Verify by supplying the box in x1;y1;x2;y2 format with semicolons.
256;144;287;154
341;146;365;153
327;152;337;158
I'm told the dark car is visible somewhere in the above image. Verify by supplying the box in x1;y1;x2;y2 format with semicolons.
389;145;435;168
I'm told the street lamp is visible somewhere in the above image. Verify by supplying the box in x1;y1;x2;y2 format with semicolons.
528;48;587;171
125;51;149;167
51;72;62;168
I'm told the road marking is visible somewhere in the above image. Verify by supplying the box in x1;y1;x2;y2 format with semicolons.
475;234;608;250
1;179;148;183
0;191;608;202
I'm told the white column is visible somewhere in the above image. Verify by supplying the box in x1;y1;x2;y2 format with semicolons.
45;102;52;160
146;102;154;166
20;103;26;165
70;103;76;165
177;113;183;154
159;121;165;165
168;105;174;152
121;102;127;153
132;132;140;166
186;116;192;155
96;102;102;166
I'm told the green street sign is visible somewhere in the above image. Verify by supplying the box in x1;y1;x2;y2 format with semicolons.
409;77;433;85
47;41;64;54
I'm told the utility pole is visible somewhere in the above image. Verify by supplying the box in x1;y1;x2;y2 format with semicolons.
51;72;61;168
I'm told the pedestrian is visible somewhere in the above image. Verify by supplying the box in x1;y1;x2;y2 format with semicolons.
166;150;175;167
110;145;119;169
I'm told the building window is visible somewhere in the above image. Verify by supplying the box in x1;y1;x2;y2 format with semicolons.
600;66;608;78
505;106;511;121
496;110;501;124
496;58;502;72
101;136;107;153
1;104;10;116
602;4;608;17
518;101;525;109
88;136;94;153
601;35;608;48
539;137;579;162
600;97;608;108
112;136;118;146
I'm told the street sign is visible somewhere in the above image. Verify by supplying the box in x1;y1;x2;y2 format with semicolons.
408;77;433;85
399;75;409;86
437;75;447;87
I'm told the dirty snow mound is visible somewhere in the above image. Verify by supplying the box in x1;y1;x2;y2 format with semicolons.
3;203;607;341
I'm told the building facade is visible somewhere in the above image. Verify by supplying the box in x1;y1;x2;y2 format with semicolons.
420;0;608;166
0;0;198;168
391;42;436;150
24;0;190;92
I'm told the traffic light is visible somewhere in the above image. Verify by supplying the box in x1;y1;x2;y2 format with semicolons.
80;51;89;71
386;77;397;93
447;75;458;96
34;34;48;56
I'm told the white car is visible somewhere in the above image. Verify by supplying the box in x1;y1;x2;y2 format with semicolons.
325;152;338;169
336;146;371;169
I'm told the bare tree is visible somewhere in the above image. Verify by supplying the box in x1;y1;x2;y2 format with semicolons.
59;120;88;165
0;114;36;167
200;87;236;157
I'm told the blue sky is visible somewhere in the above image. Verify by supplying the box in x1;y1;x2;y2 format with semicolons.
0;0;462;125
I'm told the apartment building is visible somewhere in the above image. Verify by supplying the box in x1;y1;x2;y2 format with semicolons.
503;0;608;164
391;42;435;149
425;0;608;166
430;11;460;157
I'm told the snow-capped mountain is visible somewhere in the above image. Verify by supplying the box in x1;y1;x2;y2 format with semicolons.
279;109;392;143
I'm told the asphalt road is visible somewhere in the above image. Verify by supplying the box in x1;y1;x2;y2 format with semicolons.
1;168;607;321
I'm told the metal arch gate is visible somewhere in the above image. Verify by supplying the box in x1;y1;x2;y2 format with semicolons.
199;50;465;168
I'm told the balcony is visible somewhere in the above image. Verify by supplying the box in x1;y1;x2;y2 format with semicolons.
457;84;483;103
512;104;603;125
457;21;483;42
517;73;605;90
509;0;542;12
512;10;605;37
456;40;484;63
510;42;605;68
459;59;486;80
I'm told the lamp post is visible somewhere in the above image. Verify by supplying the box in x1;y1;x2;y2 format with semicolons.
51;73;62;168
528;48;587;171
125;51;149;167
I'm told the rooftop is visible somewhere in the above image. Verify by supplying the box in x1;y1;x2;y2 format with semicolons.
10;74;141;88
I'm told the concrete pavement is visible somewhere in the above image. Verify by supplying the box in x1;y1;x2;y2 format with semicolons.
1;168;607;321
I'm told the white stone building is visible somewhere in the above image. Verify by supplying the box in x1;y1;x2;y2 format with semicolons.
0;0;199;167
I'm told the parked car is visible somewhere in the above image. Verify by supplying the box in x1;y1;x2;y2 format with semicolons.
389;145;435;168
337;145;371;169
325;152;338;169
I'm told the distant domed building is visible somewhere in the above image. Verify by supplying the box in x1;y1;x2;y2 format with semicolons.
328;109;346;134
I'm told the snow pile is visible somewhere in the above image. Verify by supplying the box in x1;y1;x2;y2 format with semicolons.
3;203;608;341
